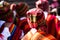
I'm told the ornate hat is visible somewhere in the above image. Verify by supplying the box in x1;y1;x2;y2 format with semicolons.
26;8;45;28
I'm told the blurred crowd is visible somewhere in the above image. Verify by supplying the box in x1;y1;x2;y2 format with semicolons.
0;0;60;40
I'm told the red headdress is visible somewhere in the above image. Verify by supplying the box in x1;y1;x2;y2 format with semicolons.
26;8;45;29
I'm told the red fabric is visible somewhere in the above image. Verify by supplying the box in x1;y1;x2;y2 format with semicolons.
11;18;22;40
46;14;57;38
0;34;3;39
55;19;60;40
12;27;22;40
11;18;30;40
46;14;60;40
24;24;31;34
19;18;30;34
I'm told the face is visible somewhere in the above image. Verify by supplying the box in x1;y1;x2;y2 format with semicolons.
27;8;45;28
27;13;37;28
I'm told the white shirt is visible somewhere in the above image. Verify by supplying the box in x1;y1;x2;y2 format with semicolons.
1;27;11;40
0;20;11;40
20;17;26;20
44;11;48;19
56;16;60;20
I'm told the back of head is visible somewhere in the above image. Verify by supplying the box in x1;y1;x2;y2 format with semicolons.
57;7;60;16
51;7;60;16
36;0;49;12
0;1;14;22
16;2;29;17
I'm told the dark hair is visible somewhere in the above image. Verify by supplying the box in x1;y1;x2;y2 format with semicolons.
57;7;60;16
58;0;60;4
50;12;56;16
16;2;29;17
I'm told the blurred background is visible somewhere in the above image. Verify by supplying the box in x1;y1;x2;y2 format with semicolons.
0;0;60;9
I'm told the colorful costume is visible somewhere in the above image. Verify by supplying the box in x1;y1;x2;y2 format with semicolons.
10;2;29;40
22;28;56;40
46;14;57;37
26;8;47;33
46;7;60;40
0;1;15;40
36;0;49;19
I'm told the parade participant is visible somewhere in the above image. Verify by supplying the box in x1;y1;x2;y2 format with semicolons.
0;1;14;40
36;0;49;19
26;8;47;33
31;32;56;40
51;7;60;40
46;7;60;40
8;3;17;40
10;2;29;40
46;9;57;38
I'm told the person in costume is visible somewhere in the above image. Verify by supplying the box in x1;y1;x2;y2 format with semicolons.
35;0;49;19
7;3;17;40
10;2;29;40
26;8;47;33
0;1;14;40
46;7;60;40
51;7;60;40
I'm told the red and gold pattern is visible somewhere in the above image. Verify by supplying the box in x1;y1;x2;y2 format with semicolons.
46;14;57;37
10;2;29;40
22;29;56;40
26;8;47;32
46;14;60;40
41;34;56;40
